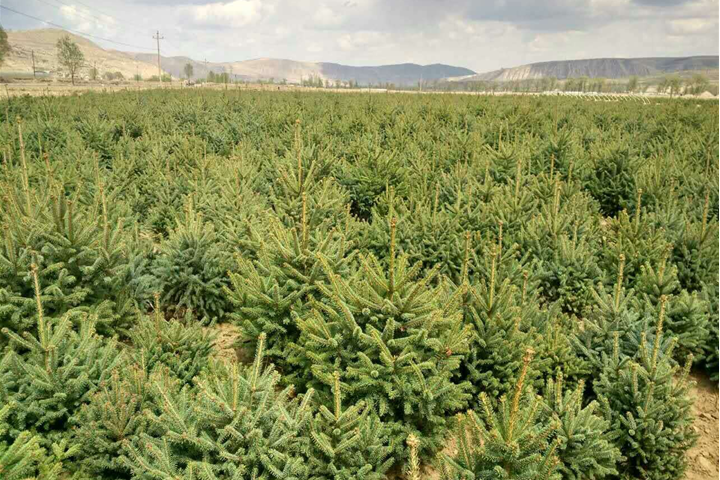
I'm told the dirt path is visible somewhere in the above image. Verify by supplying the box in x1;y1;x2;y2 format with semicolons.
686;372;719;480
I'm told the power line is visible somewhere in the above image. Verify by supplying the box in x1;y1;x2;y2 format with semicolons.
29;0;152;37
73;0;149;34
30;0;154;38
0;4;156;51
27;0;180;55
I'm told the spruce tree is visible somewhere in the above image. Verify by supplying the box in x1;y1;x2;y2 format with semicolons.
1;181;131;338
572;255;642;378
598;191;669;286
440;350;561;480
294;218;472;455
0;401;51;480
270;118;347;227
635;249;710;361
306;372;394;479
634;245;679;304
541;373;621;480
0;265;124;444
441;233;541;403
225;199;356;378
152;202;231;322
669;191;719;292
128;294;216;386
700;282;719;381
583;142;638;217
73;365;156;478
461;256;530;402
595;301;697;480
534;313;589;388
120;334;314;479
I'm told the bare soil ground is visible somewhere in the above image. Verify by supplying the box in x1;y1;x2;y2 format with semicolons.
686;371;719;480
209;322;243;363
0;80;303;98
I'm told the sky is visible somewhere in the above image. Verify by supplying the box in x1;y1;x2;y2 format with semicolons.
2;0;718;72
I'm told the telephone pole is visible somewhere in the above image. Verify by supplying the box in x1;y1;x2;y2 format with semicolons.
31;50;36;78
153;30;164;84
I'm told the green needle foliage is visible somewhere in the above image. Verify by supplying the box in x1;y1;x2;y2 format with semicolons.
0;401;49;480
0;265;124;445
595;300;697;480
152;202;231;322
295;219;472;455
307;372;394;479
599;192;669;286
121;334;314;479
572;255;643;379
225;197;356;376
0;89;716;478
541;373;622;480
73;365;157;478
583;143;639;217
127;297;216;386
1;165;131;339
445;240;533;403
440;350;562;480
669;192;719;293
700;282;719;381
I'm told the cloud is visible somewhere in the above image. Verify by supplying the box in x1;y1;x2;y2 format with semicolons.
666;17;716;35
527;31;584;53
313;6;344;28
58;4;118;35
306;42;323;53
5;0;718;73
632;0;693;5
179;0;274;28
337;30;389;51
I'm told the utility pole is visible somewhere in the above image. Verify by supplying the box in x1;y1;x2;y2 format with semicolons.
204;58;208;84
93;61;98;81
31;50;36;78
153;30;164;84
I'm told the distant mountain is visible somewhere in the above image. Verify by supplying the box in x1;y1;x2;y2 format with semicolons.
131;54;321;84
317;62;474;86
454;56;719;82
1;29;162;79
132;53;475;86
2;28;474;86
9;28;713;88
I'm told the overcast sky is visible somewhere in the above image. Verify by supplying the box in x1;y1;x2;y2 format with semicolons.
3;0;718;72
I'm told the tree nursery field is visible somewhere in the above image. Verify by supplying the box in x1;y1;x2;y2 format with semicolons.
0;89;717;480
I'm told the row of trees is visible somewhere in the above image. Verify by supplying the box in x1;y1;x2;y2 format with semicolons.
54;35;173;85
656;73;713;96
300;75;359;88
432;72;716;96
184;65;363;89
88;68;125;81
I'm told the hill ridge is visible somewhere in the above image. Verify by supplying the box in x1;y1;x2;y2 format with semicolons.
460;55;719;82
